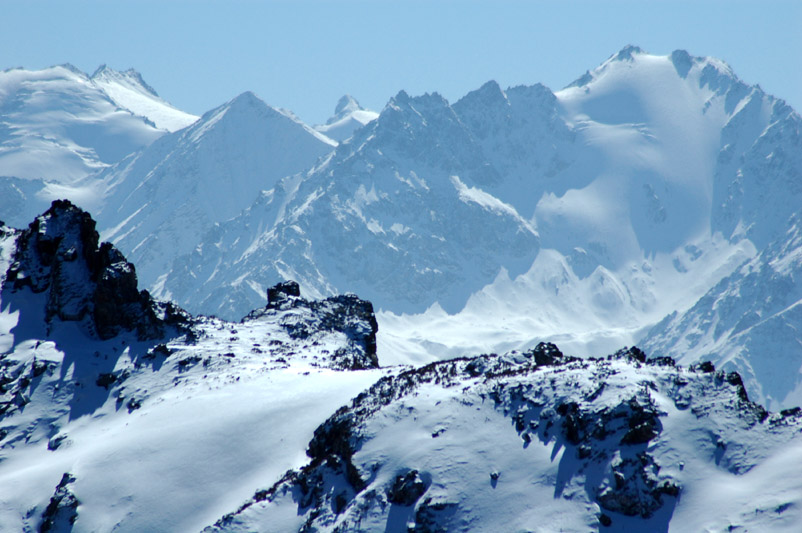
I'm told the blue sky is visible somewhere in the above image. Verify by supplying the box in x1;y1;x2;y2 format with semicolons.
3;0;800;124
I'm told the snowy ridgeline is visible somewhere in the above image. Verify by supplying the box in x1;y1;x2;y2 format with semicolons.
0;64;197;184
2;49;802;414
1;203;802;532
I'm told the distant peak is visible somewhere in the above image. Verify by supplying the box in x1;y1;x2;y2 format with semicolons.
57;63;86;76
335;95;362;115
392;89;411;104
227;91;265;109
670;49;694;78
453;80;507;111
324;95;365;125
477;80;504;96
614;45;646;62
90;64;110;78
90;64;160;97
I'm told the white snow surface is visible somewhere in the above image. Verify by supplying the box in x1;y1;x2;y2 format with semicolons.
3;200;802;532
644;216;802;411
0;65;192;182
207;349;802;532
0;249;387;531
89;65;198;132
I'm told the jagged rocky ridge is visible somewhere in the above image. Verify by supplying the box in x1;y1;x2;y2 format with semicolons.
207;345;802;532
2;199;189;342
1;203;802;531
0;200;379;420
0;203;386;531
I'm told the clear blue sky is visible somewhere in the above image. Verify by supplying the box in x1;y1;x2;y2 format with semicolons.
3;0;800;125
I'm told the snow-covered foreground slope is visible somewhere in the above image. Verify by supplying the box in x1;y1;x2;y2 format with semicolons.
0;65;194;182
96;92;337;288
644;216;802;411
0;202;384;531
208;345;802;533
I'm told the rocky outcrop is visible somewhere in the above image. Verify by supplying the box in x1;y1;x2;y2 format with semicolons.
3;200;188;340
39;472;79;532
206;343;798;532
245;281;379;370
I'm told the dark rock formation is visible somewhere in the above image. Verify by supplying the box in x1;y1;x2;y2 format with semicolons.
39;472;79;532
266;280;301;309
246;281;379;370
3;200;188;340
386;470;429;506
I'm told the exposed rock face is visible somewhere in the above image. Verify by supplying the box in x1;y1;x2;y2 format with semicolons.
3;200;188;340
39;472;79;533
245;281;379;370
206;343;796;532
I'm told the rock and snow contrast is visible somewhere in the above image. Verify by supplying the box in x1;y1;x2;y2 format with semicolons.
147;47;801;412
209;346;802;533
1;45;802;531
2;203;801;532
0;202;384;531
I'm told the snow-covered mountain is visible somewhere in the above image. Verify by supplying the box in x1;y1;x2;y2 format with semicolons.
0;65;195;182
3;204;801;532
211;346;802;532
314;95;379;143
0;202;383;531
159;47;794;328
147;47;802;412
96;91;337;289
643;215;802;411
88;65;198;132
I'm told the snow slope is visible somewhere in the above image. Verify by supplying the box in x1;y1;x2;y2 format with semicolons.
4;205;802;532
0;203;384;532
206;346;802;533
96;91;337;290
159;48;794;365
89;65;198;132
644;215;802;411
0;65;191;182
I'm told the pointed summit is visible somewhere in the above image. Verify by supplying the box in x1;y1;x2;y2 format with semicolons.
314;94;378;143
88;65;198;132
91;64;160;97
331;95;362;123
613;44;646;62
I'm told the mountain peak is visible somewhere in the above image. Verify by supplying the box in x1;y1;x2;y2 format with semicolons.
454;80;507;110
613;44;646;62
3;200;188;340
226;90;264;109
314;95;378;143
333;94;362;119
90;64;160;97
90;63;111;78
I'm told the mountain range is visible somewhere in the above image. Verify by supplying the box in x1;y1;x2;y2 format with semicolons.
1;47;802;530
1;202;801;532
